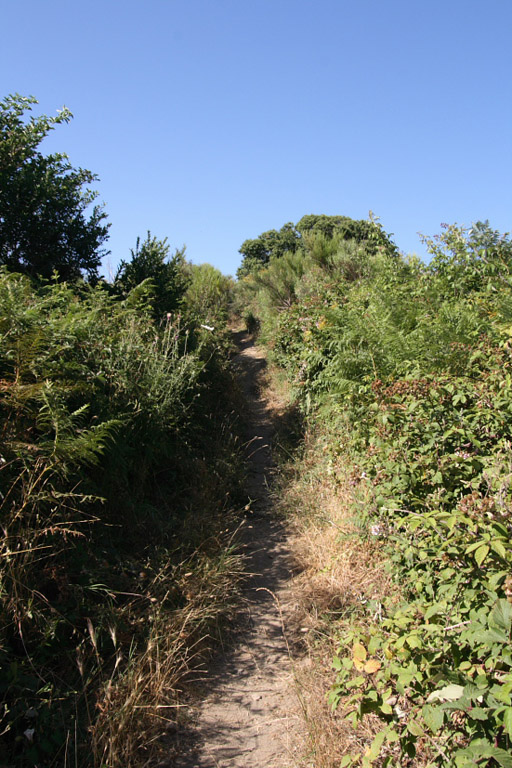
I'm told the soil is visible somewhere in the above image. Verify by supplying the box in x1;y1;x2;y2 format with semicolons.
165;331;304;767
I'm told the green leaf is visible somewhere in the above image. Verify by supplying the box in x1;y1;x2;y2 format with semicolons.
422;704;444;733
424;604;444;620
490;540;508;559
467;707;488;720
407;719;424;737
427;684;465;703
368;730;386;760
490;599;512;632
474;544;490;566
454;739;512;768
503;707;512;738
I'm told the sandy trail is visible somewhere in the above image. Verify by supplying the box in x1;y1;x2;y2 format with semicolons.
167;331;302;767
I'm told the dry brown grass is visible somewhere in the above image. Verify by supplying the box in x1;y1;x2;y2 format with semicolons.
276;425;391;768
90;544;245;768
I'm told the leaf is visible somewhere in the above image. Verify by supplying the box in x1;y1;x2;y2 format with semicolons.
474;544;490;566
364;659;382;674
353;642;367;661
456;741;512;768
490;599;512;632
467;707;488;720
503;707;512;738
407;719;424;736
424;604;444;620
427;684;465;703
490;540;507;559
422;704;444;733
367;730;386;760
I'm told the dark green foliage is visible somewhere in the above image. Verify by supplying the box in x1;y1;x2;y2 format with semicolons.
296;213;396;255
114;232;189;321
237;221;300;278
236;214;396;280
0;94;109;281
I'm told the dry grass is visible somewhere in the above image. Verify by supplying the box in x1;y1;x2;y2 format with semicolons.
276;425;391;768
91;544;245;767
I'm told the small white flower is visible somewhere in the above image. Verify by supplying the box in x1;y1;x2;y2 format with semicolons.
24;728;35;742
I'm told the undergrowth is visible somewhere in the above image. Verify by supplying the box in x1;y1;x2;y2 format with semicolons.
0;269;245;766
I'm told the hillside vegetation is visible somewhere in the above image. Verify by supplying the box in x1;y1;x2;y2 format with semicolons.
239;216;512;767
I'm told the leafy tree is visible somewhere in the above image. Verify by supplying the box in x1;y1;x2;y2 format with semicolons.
0;94;110;281
422;220;512;297
237;215;396;279
114;232;189;320
296;213;396;255
237;222;299;278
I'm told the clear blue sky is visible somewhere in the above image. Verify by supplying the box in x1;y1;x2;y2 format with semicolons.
2;0;511;278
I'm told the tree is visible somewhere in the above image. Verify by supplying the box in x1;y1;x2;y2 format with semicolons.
0;94;109;281
237;215;397;279
296;213;396;255
237;222;299;278
114;232;189;320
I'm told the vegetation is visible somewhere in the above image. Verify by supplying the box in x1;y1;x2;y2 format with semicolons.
236;214;395;279
3;88;512;768
0;95;109;281
0;95;244;767
242;217;512;767
113;231;189;321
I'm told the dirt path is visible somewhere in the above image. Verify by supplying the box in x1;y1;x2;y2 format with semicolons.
167;331;302;767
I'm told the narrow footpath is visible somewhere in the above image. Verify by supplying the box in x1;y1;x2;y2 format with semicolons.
168;331;303;767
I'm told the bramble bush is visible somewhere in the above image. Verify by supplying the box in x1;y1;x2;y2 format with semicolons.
243;220;512;766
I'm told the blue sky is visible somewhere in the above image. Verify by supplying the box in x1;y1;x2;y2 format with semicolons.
2;0;511;277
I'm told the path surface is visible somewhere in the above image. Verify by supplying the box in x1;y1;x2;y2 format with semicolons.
167;332;302;767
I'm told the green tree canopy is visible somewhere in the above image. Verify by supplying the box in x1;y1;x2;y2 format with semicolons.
296;213;396;254
237;222;299;278
114;232;189;320
237;215;396;278
0;94;110;281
